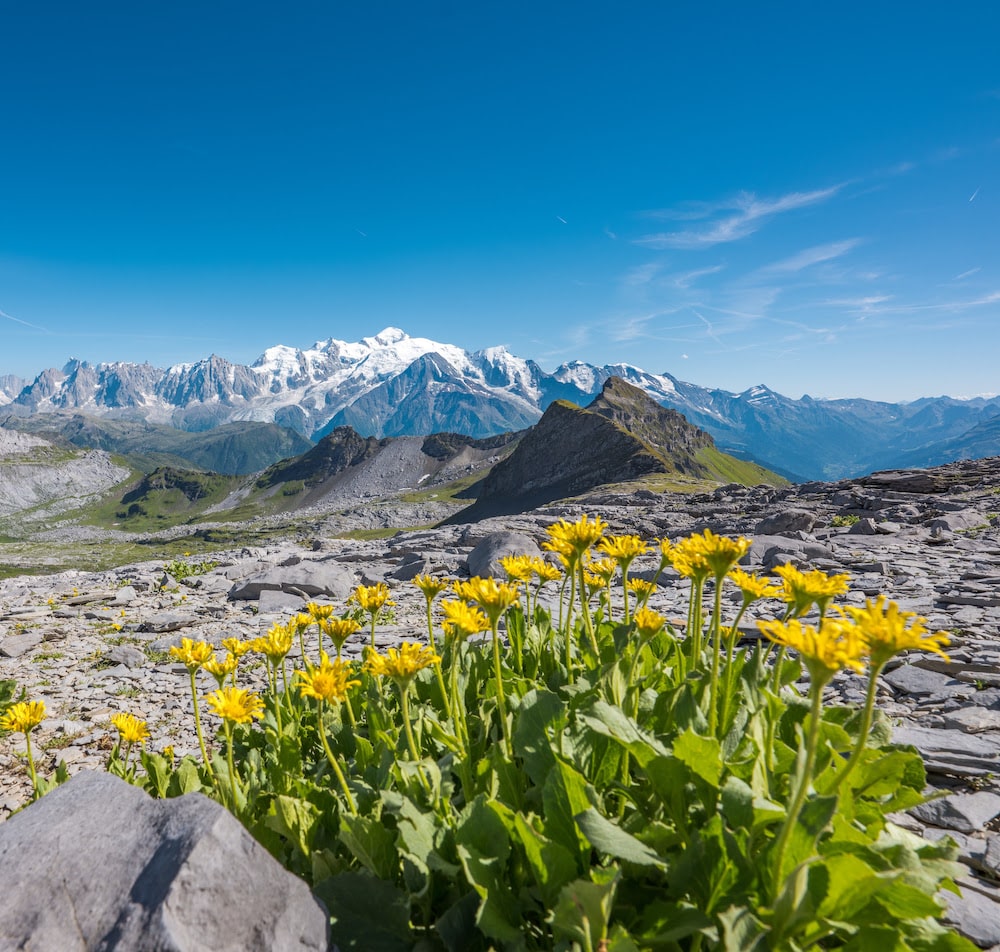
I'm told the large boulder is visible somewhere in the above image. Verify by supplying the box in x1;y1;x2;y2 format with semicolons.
229;559;354;600
466;531;543;578
0;771;328;951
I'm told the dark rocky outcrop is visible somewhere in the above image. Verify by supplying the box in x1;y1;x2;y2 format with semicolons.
0;771;328;951
455;377;777;519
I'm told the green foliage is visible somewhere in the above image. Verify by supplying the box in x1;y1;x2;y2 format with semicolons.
831;514;861;527
28;547;975;950
162;556;217;581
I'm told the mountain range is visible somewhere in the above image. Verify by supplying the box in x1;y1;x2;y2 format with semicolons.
3;327;999;481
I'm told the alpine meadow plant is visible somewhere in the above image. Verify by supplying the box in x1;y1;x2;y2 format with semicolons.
16;524;978;950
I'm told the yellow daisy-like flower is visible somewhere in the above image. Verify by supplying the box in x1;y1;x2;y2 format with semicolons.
321;616;363;654
528;557;562;584
774;564;850;617
290;612;314;634
0;700;46;734
206;686;265;725
728;568;782;603
543;515;608;563
162;744;175;764
220;637;253;658
626;577;657;607
586;557;618;586
296;651;361;704
203;652;239;686
839;596;951;667
440;599;490;642
110;712;150;745
350;582;395;614
757;617;866;683
364;642;442;684
413;574;449;600
453;576;521;625
499;554;535;583
685;529;751;580
252;622;294;661
306;602;336;623
633;606;666;643
597;534;649;568
169;637;215;672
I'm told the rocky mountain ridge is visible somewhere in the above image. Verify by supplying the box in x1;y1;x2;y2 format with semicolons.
6;327;1000;480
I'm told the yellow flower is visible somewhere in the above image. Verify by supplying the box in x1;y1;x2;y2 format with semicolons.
206;686;265;725
162;744;175;764
0;700;46;734
757;617;866;682
252;622;294;661
528;558;562;584
220;637;253;658
499;555;535;583
728;568;782;603
597;534;649;568
586;557;618;586
453;576;521;625
169;637;215;672
291;612;314;633
296;651;361;704
364;642;442;684
440;600;490;642
306;601;336;623
839;596;951;667
413;574;449;600
543;515;608;563
626;577;657;607
633;607;666;643
203;652;239;685
321;616;363;653
774;564;850;616
350;582;394;614
110;712;150;745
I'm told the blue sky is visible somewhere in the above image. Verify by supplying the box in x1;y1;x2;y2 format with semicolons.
1;1;998;402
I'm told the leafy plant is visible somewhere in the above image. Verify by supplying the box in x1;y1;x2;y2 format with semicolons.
17;526;976;949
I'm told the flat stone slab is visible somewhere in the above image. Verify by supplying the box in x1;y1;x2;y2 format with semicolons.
0;631;44;658
882;665;972;698
909;791;1000;833
228;562;353;600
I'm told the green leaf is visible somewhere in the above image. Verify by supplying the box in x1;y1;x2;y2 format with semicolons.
512;688;565;786
720;776;754;830
674;728;722;788
338;813;398;880
139;750;172;798
513;812;578;907
168;756;205;796
542;759;595;866
575;807;665;868
550;868;620;950
314;871;412;952
435;891;484;952
576;699;669;768
770;861;829;945
637;902;714;945
717;904;768;952
265;794;320;862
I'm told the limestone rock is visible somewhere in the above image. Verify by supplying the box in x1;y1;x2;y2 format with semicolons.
466;531;543;578
0;771;328;951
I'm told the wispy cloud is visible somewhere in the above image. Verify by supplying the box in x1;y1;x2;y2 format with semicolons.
0;308;48;332
762;238;862;273
635;185;843;250
953;267;981;281
671;264;725;288
621;262;663;289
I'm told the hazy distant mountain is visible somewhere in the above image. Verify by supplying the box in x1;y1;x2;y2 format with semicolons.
9;327;1000;480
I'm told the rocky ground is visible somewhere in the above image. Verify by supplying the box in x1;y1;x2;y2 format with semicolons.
4;456;1000;946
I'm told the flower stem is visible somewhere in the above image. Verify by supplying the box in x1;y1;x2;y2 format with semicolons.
770;681;824;899
707;582;724;736
24;731;39;799
400;686;432;795
830;661;883;794
490;621;513;756
189;669;214;778
316;701;357;814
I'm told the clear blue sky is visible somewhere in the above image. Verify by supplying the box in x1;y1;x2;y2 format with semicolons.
1;1;998;401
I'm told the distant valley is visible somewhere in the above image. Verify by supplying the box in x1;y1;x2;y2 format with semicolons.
3;326;1000;480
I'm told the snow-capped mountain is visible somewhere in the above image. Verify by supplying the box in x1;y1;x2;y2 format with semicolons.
6;327;1000;480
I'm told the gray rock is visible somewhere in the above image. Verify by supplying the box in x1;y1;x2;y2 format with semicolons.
0;771;328;951
466;531;543;578
755;508;819;535
0;631;44;657
258;589;307;615
943;879;1000;948
139;612;201;633
228;561;353;600
942;707;1000;733
909;791;1000;833
104;644;147;668
883;665;973;698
